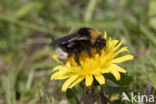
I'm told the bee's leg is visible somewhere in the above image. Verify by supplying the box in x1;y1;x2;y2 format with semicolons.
74;51;81;66
85;48;92;57
96;47;101;55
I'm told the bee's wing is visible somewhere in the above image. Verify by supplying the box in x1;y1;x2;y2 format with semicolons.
50;33;89;46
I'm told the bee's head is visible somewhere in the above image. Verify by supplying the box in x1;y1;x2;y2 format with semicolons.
94;35;106;50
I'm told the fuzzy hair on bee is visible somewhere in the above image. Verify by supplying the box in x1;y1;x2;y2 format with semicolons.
55;47;69;62
50;27;106;66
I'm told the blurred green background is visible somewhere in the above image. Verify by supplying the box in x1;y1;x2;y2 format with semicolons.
0;0;156;104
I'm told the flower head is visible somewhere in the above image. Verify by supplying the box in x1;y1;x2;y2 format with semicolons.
51;32;134;91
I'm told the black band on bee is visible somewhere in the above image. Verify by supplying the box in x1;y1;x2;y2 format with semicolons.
77;27;91;36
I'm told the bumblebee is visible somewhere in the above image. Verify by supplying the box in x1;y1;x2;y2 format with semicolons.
50;27;106;66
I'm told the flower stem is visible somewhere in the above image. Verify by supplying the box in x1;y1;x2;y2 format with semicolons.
81;86;110;104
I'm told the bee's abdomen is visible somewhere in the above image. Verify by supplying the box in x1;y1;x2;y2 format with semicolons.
55;47;69;62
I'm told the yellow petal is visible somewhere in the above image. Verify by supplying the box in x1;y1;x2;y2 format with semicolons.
69;77;84;88
51;74;70;80
52;65;66;72
51;67;69;80
111;70;120;80
66;61;71;67
113;47;129;58
106;37;112;48
52;54;62;63
101;67;110;73
113;40;119;46
112;55;134;63
52;72;77;80
108;37;112;44
114;40;124;50
85;75;93;86
95;74;105;85
111;64;126;73
62;75;78;91
104;31;107;39
93;68;101;75
51;72;67;80
53;67;68;75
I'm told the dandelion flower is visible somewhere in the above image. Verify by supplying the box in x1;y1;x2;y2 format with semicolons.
51;32;134;91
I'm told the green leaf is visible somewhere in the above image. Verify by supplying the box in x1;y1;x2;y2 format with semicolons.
140;25;156;46
66;89;79;104
148;72;156;89
106;79;120;87
0;15;48;33
116;74;133;86
14;2;43;19
149;0;156;16
104;73;133;86
150;17;156;30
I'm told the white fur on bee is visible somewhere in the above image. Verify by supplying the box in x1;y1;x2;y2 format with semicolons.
55;47;69;62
